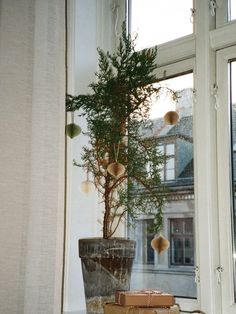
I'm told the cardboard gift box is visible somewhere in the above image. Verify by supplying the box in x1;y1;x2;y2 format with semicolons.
104;303;180;314
115;290;175;307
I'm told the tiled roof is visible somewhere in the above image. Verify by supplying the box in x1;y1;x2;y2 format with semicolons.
167;116;192;138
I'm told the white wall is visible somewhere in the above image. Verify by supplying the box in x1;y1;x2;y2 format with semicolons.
64;0;126;312
0;0;65;313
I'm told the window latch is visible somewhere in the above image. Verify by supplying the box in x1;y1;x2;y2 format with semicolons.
209;0;217;16
194;266;200;283
190;8;196;24
211;83;219;110
216;266;224;284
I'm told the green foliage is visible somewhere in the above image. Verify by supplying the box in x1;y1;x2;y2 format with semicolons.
66;23;172;239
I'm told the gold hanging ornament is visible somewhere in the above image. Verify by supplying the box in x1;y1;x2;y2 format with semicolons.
80;180;94;194
65;112;81;138
107;142;125;178
107;162;125;178
80;169;94;194
151;234;170;254
163;110;179;125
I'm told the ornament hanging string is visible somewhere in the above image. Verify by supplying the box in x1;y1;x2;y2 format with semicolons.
114;142;120;162
71;111;74;124
84;163;90;181
86;170;89;181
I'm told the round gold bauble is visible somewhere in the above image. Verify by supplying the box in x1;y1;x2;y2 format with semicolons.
151;234;170;254
65;123;81;138
107;162;125;178
163;111;179;125
80;180;94;194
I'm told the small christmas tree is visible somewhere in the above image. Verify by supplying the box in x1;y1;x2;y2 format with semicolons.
66;24;175;239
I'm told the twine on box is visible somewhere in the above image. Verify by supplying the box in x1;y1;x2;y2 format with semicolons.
116;290;174;314
146;290;162;307
118;290;163;307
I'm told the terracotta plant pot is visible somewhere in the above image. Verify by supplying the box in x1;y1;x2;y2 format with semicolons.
79;238;136;314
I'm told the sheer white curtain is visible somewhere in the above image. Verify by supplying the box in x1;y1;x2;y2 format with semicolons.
0;0;65;313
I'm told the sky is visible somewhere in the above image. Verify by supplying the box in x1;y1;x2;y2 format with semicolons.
130;0;193;119
130;0;193;50
230;0;236;20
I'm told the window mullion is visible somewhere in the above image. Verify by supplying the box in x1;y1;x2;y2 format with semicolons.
194;1;221;313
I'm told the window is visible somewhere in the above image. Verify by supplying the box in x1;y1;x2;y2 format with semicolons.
133;219;155;265
129;0;193;50
67;1;236;313
170;218;194;266
129;72;196;299
158;143;175;181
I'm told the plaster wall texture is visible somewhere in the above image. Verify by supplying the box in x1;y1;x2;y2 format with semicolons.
0;0;65;313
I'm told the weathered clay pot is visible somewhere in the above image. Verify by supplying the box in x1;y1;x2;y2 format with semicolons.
79;238;136;314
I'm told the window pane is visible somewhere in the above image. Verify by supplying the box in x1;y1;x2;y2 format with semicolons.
230;60;236;300
147;220;155;264
130;0;193;50
157;145;164;154
173;237;184;264
147;235;155;264
166;144;175;155
166;169;175;181
129;73;196;299
172;219;183;234
232;62;236;104
150;73;193;120
185;218;193;234
170;219;194;266
160;169;164;181
184;237;194;265
229;0;236;21
166;158;175;170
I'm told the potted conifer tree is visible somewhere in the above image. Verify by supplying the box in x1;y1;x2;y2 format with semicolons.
66;24;175;314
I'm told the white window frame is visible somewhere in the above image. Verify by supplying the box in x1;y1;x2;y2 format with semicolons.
216;45;236;314
196;3;236;314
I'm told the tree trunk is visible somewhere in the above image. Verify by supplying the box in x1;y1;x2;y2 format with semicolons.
103;175;111;239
